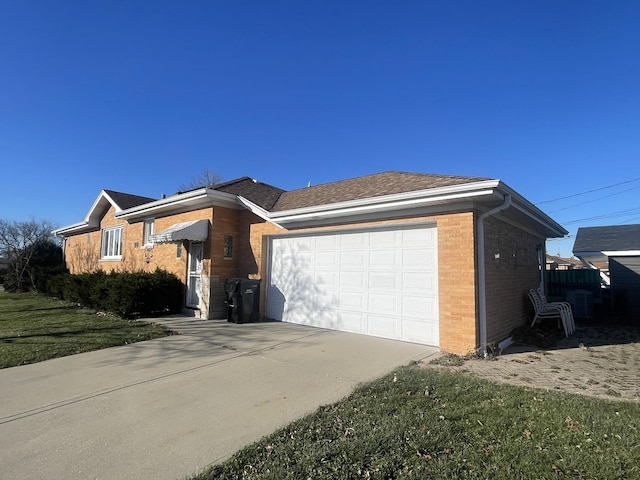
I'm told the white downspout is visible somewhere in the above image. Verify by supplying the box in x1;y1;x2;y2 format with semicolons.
477;194;512;356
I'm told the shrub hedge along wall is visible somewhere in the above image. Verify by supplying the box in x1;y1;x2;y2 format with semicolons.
46;269;184;318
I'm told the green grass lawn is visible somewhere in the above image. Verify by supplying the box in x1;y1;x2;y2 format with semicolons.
0;291;171;368
193;366;640;480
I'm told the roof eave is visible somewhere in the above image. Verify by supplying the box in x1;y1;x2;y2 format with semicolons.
602;250;640;257
116;188;242;220
52;189;119;237
80;190;122;225
52;221;97;237
266;179;566;238
236;196;284;228
270;180;503;222
497;182;568;238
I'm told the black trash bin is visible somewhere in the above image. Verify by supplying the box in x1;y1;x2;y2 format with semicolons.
224;278;261;323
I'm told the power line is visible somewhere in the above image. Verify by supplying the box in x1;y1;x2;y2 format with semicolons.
547;185;640;213
616;216;640;225
536;177;640;205
561;207;640;226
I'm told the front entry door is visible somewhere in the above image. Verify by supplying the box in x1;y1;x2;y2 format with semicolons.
186;242;203;308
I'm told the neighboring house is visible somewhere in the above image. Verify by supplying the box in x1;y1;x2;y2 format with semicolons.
53;171;567;354
545;253;583;270
573;224;640;319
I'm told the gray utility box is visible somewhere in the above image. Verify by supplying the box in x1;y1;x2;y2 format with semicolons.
567;289;594;319
224;278;261;324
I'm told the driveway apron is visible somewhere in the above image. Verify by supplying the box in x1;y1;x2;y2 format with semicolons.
0;317;437;480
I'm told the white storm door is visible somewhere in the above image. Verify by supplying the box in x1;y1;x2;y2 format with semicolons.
186;242;204;308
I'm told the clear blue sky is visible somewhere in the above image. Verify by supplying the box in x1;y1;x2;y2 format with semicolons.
2;1;639;257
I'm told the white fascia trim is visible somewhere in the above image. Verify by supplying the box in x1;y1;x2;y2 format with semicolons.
602;250;640;256
236;197;284;229
498;183;568;237
100;190;123;214
575;256;601;270
54;190;130;237
271;180;502;223
115;188;240;219
274;189;498;223
78;190;122;227
573;250;605;257
52;221;92;236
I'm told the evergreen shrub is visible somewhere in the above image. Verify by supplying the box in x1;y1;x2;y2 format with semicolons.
46;268;184;318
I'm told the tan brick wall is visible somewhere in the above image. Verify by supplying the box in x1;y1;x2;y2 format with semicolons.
249;212;479;354
62;201;543;353
64;231;101;273
436;212;478;354
146;207;215;278
63;205;218;316
482;217;544;345
207;207;243;317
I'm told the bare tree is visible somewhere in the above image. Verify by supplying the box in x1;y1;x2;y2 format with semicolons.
178;169;223;191
0;219;58;290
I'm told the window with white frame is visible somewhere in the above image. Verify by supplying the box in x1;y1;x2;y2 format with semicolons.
143;219;155;246
101;226;123;259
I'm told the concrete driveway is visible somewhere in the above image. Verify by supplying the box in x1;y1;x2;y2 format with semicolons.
0;317;437;480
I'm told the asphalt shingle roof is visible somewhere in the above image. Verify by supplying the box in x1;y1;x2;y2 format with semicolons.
212;177;285;210
104;190;156;210
573;224;640;252
270;171;490;212
103;171;492;215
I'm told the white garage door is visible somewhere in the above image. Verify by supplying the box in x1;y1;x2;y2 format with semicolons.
266;224;439;345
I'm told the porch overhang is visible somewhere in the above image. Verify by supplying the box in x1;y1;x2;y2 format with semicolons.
150;219;209;244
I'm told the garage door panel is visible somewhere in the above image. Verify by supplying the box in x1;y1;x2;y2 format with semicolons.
284;303;315;325
369;230;398;247
368;272;398;290
267;225;439;346
294;252;314;269
339;291;365;310
340;271;365;288
367;314;398;338
340;250;366;267
340;232;368;248
316;251;338;268
402;318;439;344
402;272;437;293
368;293;398;313
402;247;437;270
315;271;337;288
369;250;397;269
402;295;438;319
315;235;338;249
291;237;314;250
337;312;365;333
402;227;436;245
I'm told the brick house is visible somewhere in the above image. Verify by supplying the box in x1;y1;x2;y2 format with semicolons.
53;171;567;354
